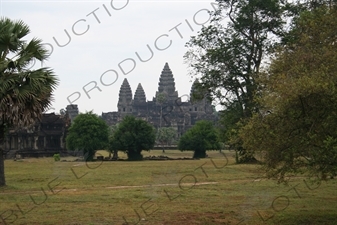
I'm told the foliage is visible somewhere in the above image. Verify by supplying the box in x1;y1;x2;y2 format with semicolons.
184;0;288;162
156;92;166;104
0;17;58;186
240;6;337;182
185;0;287;115
156;127;176;147
53;153;60;162
217;101;243;144
111;116;156;160
296;0;337;11
178;120;220;158
156;92;166;128
107;124;119;159
66;112;109;161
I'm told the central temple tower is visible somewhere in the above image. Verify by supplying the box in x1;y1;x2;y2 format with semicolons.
155;62;179;104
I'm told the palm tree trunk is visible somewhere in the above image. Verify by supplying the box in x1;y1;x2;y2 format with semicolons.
0;124;6;186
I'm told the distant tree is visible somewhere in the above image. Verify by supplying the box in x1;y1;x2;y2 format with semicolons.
112;116;156;160
107;124;119;159
240;6;337;182
66;112;109;161
156;127;176;152
178;120;220;158
156;93;166;128
0;18;58;186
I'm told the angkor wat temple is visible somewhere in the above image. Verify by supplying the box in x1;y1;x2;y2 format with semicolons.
2;63;216;158
101;62;217;137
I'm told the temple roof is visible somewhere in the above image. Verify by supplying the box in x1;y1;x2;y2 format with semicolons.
39;113;64;124
134;83;146;103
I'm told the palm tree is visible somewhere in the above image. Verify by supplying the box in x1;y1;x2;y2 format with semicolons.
0;18;58;186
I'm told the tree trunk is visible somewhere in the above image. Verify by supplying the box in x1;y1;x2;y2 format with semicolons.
0;149;5;186
84;150;94;161
127;150;143;161
112;150;118;159
193;150;206;159
0;123;6;186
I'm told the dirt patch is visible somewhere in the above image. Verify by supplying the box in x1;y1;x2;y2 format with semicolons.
152;211;243;225
0;182;218;195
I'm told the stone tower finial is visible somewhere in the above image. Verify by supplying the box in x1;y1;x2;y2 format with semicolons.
190;79;199;97
66;104;79;122
117;78;133;113
189;78;213;113
190;78;203;103
156;62;178;102
134;83;146;103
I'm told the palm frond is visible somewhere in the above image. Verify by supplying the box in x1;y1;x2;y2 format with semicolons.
0;17;59;128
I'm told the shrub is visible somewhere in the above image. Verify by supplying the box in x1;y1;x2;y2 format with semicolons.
53;153;60;161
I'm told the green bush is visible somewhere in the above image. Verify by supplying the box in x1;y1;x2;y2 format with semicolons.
53;153;60;161
178;120;220;158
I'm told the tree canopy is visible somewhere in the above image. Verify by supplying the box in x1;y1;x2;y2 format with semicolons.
178;120;220;158
0;18;58;186
240;5;337;182
156;127;176;148
107;124;119;159
185;0;287;116
110;116;156;160
184;0;290;162
66;112;109;161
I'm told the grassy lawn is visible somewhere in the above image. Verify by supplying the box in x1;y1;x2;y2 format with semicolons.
0;150;336;225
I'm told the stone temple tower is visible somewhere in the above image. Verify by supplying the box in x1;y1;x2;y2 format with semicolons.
66;104;79;122
132;83;147;113
117;78;133;114
133;83;146;104
155;62;178;104
190;79;213;114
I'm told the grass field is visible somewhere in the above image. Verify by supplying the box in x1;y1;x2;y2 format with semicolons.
0;150;336;225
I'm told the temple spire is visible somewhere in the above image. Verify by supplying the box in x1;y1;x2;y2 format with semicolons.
190;79;202;103
134;83;146;103
156;62;178;102
117;78;133;113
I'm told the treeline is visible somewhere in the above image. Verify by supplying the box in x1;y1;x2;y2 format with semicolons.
66;112;222;161
185;0;337;182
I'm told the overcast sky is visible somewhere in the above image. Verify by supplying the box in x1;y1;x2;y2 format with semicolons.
2;0;218;114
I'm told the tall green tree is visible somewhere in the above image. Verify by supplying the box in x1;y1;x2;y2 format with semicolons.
156;127;176;152
107;124;119;159
178;120;220;158
156;93;166;128
184;0;288;162
66;112;109;161
0;18;58;186
240;5;337;182
112;116;155;160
